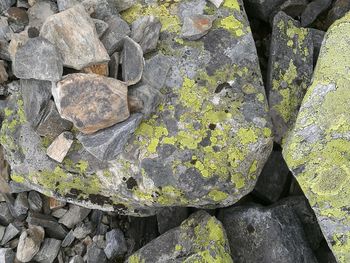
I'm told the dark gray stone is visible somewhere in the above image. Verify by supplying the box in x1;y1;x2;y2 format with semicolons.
325;0;350;28
279;0;309;18
100;15;130;54
13;37;63;81
121;36;144;85
131;16;161;54
93;19;109;38
58;204;90;229
26;212;68;240
5;7;29;33
243;0;286;21
33;238;61;263
0;248;15;263
36;100;73;139
142;54;171;90
0;202;14;225
0;223;20;245
77;114;143;161
253;150;290;203
156;207;189;234
21;79;51;129
0;0;16;14
87;243;107;263
128;85;163;117
13;192;29;217
108;52;119;79
73;222;93;239
301;0;332;27
61;230;75;247
104;229;127;259
28;191;42;212
218;204;317;263
309;28;325;67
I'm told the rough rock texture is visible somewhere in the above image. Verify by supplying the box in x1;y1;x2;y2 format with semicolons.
267;12;313;143
27;1;58;30
40;4;109;70
181;14;213;40
126;211;233;262
121;36;144;85
0;248;15;263
301;0;332;27
53;73;129;134
218;203;317;263
16;225;44;262
283;12;350;263
0;0;272;215
33;238;61;263
46;132;74;163
131;16;161;53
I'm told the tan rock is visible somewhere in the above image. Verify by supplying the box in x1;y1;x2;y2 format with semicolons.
0;61;7;84
82;63;109;76
53;73;129;134
49;197;66;210
46;132;74;163
16;226;45;262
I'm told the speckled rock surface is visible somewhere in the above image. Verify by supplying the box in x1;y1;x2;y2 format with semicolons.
0;0;272;215
125;210;233;263
283;11;350;263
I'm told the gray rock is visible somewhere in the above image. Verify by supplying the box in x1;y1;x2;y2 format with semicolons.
208;0;224;8
56;0;79;12
128;84;163;117
81;0;117;21
16;225;45;262
51;208;67;219
0;223;20;245
53;73;129;134
0;0;16;14
253;150;290;203
218;204;317;263
309;28;325;67
108;52;119;79
69;255;84;263
126;211;232;262
13;192;29;217
244;0;286;21
131;16;161;54
301;0;332;27
267;12;313;143
33;238;61;263
93;235;105;249
100;15;130;55
325;0;350;28
28;191;42;212
93;19;109;38
13;37;63;81
87;243;107;263
121;36;144;85
0;225;5;241
104;229;127;259
142;54;171;90
156;207;189;234
36;100;73;139
114;0;136;12
77;113;143;161
61;230;75;247
278;0;309;18
9;181;31;194
27;1;58;30
5;7;29;33
181;14;213;40
73;222;93;239
26;212;68;240
21;79;51;129
0;202;14;225
0;248;15;263
58;205;90;229
0;16;13;42
40;4;109;70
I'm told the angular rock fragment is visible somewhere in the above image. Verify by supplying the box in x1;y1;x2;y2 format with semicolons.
58;204;90;229
13;37;63;81
301;0;332;27
104;229;127;259
156;207;189;234
33;238;61;263
0;248;15;263
0;17;12;42
28;191;42;212
325;0;350;28
82;63;109;76
56;0;78;12
47;132;74;163
181;14;213;40
0;60;8;84
115;0;136;12
126;211;232;262
121;36;144;85
77;114;143;161
267;12;313;143
40;4;109;70
92;19;109;38
27;1;58;30
131;16;161;53
309;28;325;66
0;0;15;14
86;243;107;263
0;223;20;245
8;30;28;61
142;54;171;90
73;222;93;239
244;0;286;21
278;0;309;18
100;15;130;55
283;12;350;263
13;192;29;217
16;225;45;262
81;0;117;21
128;84;163;116
49;197;66;210
108;52;119;79
61;230;75;247
208;0;224;8
6;7;29;33
218;204;317;263
53;73;129;134
0;202;14;225
69;255;84;263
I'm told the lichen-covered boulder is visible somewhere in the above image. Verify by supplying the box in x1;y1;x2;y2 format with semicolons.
125;210;233;263
283;11;350;263
0;0;272;215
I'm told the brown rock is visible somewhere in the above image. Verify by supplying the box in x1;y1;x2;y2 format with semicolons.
46;132;74;163
53;73;129;134
49;198;66;210
82;63;109;76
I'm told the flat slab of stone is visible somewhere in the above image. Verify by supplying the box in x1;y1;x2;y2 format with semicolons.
283;12;350;263
47;132;74;163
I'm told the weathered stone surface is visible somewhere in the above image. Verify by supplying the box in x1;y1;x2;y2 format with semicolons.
278;0;309;18
92;19;109;38
208;0;224;8
6;7;29;33
21;79;51;128
81;0;117;21
16;225;45;262
104;229;127;259
40;4;109;70
108;52;119;79
73;222;93;239
325;0;350;28
0;202;14;225
82;63;109;76
181;14;213;40
0;248;15;263
121;36;144;85
283;12;350;263
218;203;317;263
0;0;15;14
100;15;130;55
61;230;75;247
47;132;74;163
0;1;272;214
128;84;163;116
77;114;142;161
53;73;129;134
156;207;189;234
58;204;90;229
114;0;136;12
267;12;313;143
0;60;8;84
0;17;12;42
310;28;325;66
27;1;57;30
13;37;63;81
301;0;332;27
142;54;171;90
86;243;107;263
244;0;286;21
33;238;61;263
69;255;84;263
56;0;78;12
126;211;232;262
8;30;28;61
131;16;161;53
1;223;20;245
28;191;42;212
13;192;29;217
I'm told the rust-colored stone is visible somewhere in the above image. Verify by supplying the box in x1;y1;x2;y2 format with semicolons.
82;63;109;76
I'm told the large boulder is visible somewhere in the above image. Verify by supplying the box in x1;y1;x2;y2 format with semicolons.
0;0;272;215
283;11;350;263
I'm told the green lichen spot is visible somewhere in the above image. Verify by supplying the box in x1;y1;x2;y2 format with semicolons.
11;174;25;183
237;128;258;144
208;189;228;202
